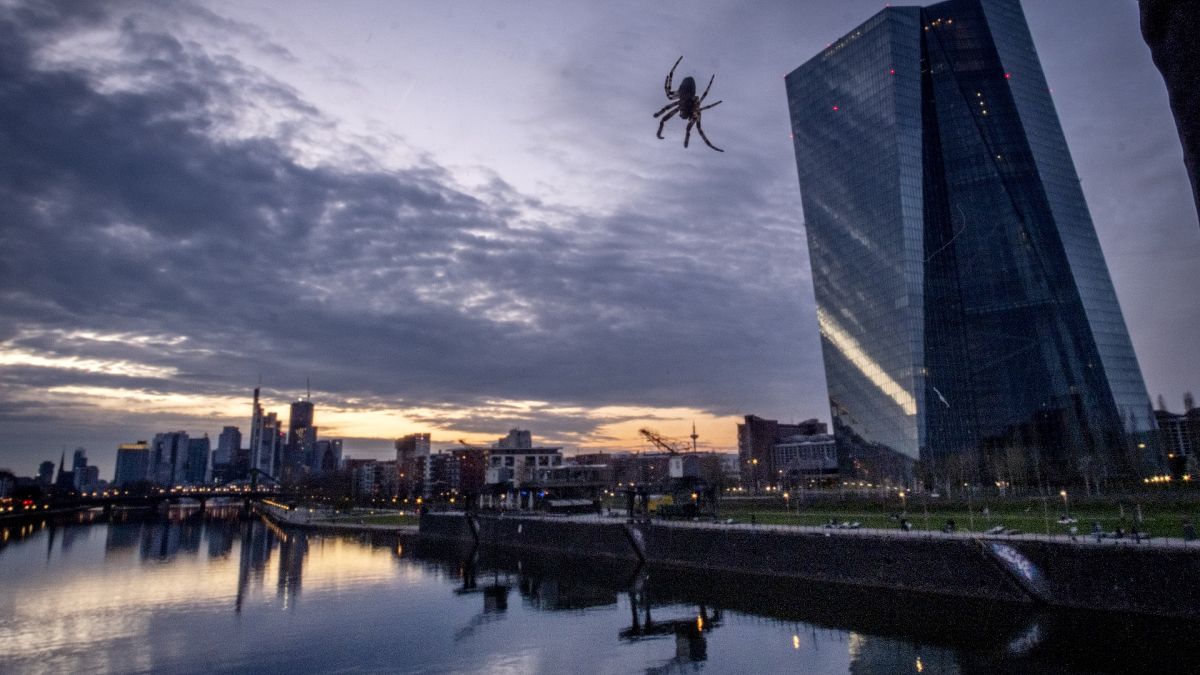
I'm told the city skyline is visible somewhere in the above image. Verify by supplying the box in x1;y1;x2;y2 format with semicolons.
1;0;1198;479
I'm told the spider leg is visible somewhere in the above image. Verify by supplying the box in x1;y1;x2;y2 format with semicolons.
665;55;682;99
656;108;678;139
698;99;722;112
653;101;679;118
699;74;715;102
683;118;696;148
695;112;723;152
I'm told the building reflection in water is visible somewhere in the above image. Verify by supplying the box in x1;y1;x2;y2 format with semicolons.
277;527;308;607
236;517;276;613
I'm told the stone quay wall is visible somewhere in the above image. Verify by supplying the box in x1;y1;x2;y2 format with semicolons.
419;512;1200;618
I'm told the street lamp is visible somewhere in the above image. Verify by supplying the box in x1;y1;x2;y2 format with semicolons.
898;490;906;513
1059;489;1069;518
964;482;974;531
783;492;790;514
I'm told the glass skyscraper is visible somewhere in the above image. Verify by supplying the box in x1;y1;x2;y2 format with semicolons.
786;0;1160;487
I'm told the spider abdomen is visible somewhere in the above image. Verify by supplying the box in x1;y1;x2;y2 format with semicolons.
677;76;697;118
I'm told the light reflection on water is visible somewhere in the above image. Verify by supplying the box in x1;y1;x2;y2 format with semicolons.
0;509;1194;674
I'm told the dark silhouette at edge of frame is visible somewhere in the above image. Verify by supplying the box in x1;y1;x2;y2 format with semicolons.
1140;0;1200;227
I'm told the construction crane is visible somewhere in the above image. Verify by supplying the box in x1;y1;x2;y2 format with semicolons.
638;428;687;455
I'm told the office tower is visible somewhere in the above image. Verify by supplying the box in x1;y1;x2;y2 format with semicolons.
114;441;150;486
297;426;319;472
496;429;532;449
785;0;1160;486
37;460;54;486
149;432;189;486
255;413;282;478
186;436;210;484
313;439;342;472
71;447;87;490
80;466;100;491
395;433;432;461
212;426;243;484
285;398;315;479
215;426;241;466
249;387;262;470
249;388;282;478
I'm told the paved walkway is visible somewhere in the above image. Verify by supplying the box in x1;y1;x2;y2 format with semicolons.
430;511;1199;550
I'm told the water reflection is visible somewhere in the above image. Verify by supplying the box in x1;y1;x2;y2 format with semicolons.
1;511;1198;674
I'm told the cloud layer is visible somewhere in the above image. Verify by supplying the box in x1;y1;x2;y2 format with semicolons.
1;0;1196;478
0;0;825;473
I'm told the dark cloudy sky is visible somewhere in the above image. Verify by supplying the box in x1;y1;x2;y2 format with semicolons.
1;0;1196;478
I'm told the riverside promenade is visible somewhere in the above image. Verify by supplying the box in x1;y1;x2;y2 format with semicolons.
256;501;418;535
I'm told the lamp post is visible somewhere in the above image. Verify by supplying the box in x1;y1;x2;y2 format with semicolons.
783;491;790;515
965;482;974;531
751;458;760;495
1059;489;1069;519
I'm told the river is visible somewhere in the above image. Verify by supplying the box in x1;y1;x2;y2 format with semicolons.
0;507;1194;673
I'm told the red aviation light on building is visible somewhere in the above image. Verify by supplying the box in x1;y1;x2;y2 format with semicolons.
1004;72;1012;79
832;104;840;111
889;67;896;75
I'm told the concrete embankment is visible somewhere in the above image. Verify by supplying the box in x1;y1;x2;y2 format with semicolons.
419;512;1200;618
256;502;418;535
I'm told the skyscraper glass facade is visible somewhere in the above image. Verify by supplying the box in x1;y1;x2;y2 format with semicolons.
786;0;1160;486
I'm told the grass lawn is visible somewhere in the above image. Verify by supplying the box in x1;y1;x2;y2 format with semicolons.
714;502;1198;539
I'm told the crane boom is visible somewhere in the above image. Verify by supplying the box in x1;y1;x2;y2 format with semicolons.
638;428;685;455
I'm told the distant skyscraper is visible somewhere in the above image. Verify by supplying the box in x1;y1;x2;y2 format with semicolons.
786;0;1160;486
313;438;342;472
395;433;432;460
285;398;315;480
249;387;264;474
71;447;88;490
215;426;241;466
496;429;532;449
249;388;282;479
80;465;100;491
186;436;210;484
149;432;189;486
37;460;54;486
114;441;150;486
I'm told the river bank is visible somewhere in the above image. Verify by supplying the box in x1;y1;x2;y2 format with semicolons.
420;511;1200;619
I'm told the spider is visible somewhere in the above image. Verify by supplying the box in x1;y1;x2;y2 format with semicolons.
653;56;723;152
